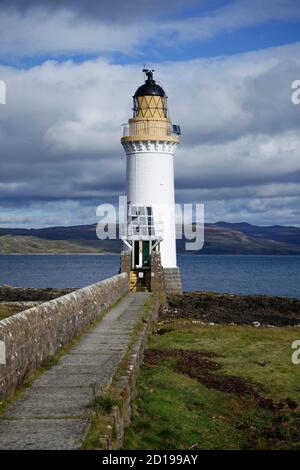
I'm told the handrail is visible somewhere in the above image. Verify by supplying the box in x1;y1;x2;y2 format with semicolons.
122;120;173;138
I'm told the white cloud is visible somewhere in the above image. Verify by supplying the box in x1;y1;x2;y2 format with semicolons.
0;1;300;57
0;9;143;56
164;0;300;43
176;129;300;190
0;43;300;226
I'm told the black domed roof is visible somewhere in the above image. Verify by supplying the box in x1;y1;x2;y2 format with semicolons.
134;69;166;97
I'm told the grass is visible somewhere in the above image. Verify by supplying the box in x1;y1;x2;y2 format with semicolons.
82;394;122;449
0;234;103;254
0;304;26;320
88;395;120;414
123;321;300;450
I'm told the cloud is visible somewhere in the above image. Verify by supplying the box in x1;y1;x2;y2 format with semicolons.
164;0;300;43
0;9;142;57
167;43;300;144
176;129;300;191
0;0;195;58
0;1;300;58
0;0;193;22
0;199;103;227
1;42;300;227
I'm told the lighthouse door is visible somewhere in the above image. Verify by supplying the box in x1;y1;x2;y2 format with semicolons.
142;241;150;268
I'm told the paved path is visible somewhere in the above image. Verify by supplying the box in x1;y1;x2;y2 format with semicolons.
0;292;150;450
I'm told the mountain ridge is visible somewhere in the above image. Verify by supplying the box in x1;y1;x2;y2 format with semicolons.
0;222;299;255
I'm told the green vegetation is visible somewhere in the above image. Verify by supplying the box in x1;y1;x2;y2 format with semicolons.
124;321;300;450
88;395;120;414
0;304;26;320
200;225;300;255
81;413;114;450
0;235;103;254
1;221;300;254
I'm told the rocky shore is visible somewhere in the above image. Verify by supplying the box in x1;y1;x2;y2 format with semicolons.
1;286;300;327
164;291;300;327
0;285;75;302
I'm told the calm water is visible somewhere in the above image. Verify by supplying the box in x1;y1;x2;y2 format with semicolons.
0;254;299;298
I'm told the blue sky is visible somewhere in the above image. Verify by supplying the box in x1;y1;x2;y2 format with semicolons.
0;0;300;227
2;1;300;67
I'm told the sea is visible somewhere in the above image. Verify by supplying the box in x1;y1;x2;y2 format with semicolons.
0;254;299;299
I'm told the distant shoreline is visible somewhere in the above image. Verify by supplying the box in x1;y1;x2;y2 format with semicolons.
1;288;300;322
1;252;300;256
0;252;119;256
1;255;299;298
1;221;300;255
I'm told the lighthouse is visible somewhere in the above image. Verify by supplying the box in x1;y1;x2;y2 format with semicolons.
120;69;182;293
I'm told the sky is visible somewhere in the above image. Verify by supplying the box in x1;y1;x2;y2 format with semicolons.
0;0;300;228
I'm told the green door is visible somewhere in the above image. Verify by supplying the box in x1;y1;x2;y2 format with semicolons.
142;241;150;267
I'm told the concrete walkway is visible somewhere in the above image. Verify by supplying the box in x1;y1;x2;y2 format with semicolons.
0;292;150;450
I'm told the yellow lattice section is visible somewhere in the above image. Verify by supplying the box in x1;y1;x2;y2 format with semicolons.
135;95;167;119
128;119;171;137
121;88;179;143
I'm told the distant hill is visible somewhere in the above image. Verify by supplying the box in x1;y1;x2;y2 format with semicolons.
0;224;121;254
201;224;300;254
0;222;299;255
0;235;101;254
213;222;300;246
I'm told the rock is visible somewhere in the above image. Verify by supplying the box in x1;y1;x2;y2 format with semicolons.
252;321;261;327
255;360;268;367
189;443;198;450
164;291;300;327
281;398;298;410
0;286;75;302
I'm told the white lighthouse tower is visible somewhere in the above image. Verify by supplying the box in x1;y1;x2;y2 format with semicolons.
121;69;182;293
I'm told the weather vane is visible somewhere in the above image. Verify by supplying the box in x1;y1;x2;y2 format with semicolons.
142;67;155;81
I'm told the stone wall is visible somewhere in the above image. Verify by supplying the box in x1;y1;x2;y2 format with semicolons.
120;250;131;275
0;273;129;399
150;251;165;293
164;267;182;294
